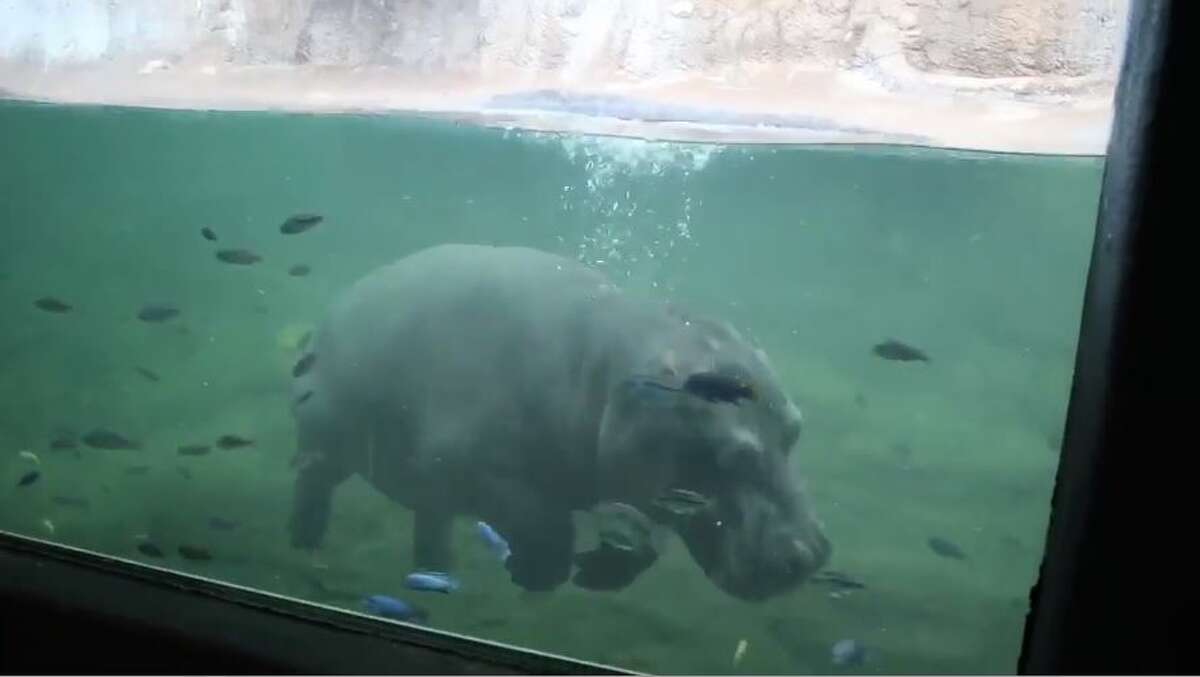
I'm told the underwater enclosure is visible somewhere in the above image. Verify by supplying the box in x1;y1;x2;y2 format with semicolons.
0;99;1103;674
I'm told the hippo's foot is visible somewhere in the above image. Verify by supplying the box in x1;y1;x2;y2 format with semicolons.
572;542;658;591
502;513;575;592
289;454;349;550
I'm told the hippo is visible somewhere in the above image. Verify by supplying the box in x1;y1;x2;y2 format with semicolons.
288;244;830;601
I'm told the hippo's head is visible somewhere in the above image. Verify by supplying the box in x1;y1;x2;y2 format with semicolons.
596;314;830;601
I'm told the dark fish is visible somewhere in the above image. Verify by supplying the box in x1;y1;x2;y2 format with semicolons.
134;366;161;382
292;353;316;378
82;429;141;450
294;390;314;406
49;436;78;450
682;372;756;404
137;304;181;322
216;434;254;450
34;297;72;313
200;227;218;241
854;392;867;408
811;570;867;590
177;466;193;480
124;465;150;476
216;248;262;265
297;330;313;351
208;517;239;531
178;545;212;561
280;213;323;234
288;264;311;277
137;542;166;558
177;444;211;456
652;488;713;516
17;470;40;487
928;536;967;560
53;495;91;509
872;339;930;362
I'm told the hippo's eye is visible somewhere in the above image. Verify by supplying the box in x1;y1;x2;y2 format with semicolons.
682;372;756;405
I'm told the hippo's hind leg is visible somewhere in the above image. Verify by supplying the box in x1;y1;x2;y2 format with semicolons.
290;452;350;549
413;510;454;572
289;404;353;550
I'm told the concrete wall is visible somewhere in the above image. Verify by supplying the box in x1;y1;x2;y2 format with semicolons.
0;0;1127;83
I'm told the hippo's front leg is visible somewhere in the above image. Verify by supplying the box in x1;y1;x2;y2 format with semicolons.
572;543;659;591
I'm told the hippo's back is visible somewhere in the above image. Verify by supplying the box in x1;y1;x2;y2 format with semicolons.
302;244;618;434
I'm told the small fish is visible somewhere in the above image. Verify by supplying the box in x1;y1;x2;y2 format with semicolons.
177;444;210;456
652;488;713;517
297;330;313;351
280;213;323;235
124;465;150;476
733;639;748;668
82;429;141;450
364;595;428;623
52;496;90;509
294;390;314;406
178;545;213;561
292;353;317;378
476;521;511;562
288;264;311;277
216;248;262;265
682;372;757;404
811;570;867;591
34;297;72;313
404;571;460;593
831;639;867;667
136;542;165;558
208;516;239;531
134;366;161;382
137;304;181;322
49;436;78;450
17;470;40;487
215;435;254;450
200;227;218;241
18;450;40;465
41;518;55;534
872;339;930;362
177;466;193;480
594;502;656;553
928;536;967;560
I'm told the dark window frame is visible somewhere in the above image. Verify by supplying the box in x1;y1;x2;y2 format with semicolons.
0;3;1181;673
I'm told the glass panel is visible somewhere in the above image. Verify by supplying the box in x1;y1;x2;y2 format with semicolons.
1;0;1126;673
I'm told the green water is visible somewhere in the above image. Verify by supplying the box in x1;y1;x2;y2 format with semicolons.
0;100;1102;674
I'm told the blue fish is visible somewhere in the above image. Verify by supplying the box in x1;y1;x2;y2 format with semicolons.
363;595;428;623
404;570;460;593
475;521;511;562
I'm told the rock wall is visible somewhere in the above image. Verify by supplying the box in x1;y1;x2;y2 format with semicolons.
1;0;1128;85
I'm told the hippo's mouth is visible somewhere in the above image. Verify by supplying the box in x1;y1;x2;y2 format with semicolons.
674;488;830;602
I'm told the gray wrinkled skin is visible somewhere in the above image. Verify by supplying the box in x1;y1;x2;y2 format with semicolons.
289;244;830;601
